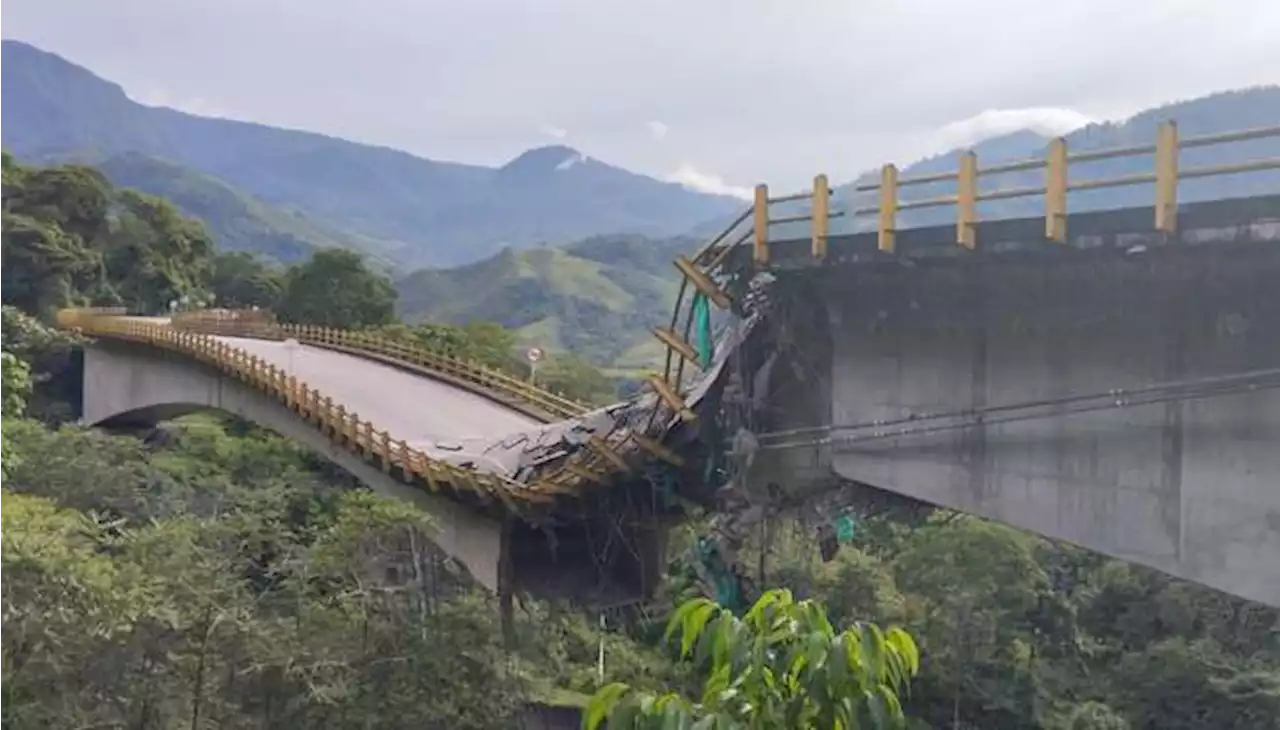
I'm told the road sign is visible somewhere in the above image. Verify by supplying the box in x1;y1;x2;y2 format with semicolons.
526;346;545;363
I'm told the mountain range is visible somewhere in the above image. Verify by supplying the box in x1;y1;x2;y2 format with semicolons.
4;38;1277;370
1;39;741;267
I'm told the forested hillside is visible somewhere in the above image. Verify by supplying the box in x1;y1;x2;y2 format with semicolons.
396;235;692;368
95;152;397;265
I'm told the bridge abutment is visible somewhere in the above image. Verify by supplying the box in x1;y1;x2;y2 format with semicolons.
761;242;1280;606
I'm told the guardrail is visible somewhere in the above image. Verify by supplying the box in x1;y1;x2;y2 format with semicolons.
164;309;684;498
170;309;590;422
728;121;1280;261
664;122;1280;279
57;309;545;510
848;121;1280;253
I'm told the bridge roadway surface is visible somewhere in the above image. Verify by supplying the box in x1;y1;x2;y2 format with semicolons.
218;335;544;470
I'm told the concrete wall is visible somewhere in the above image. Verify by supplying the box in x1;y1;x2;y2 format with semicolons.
82;341;506;592
768;241;1280;607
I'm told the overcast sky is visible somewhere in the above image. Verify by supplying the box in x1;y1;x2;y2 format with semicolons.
5;0;1278;196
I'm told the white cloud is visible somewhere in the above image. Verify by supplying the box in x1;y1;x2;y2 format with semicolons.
665;164;753;200
647;120;669;140
555;151;587;170
935;107;1096;150
539;124;568;140
131;87;241;120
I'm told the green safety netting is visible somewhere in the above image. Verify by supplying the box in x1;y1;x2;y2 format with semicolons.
835;514;857;543
695;538;743;611
692;292;713;369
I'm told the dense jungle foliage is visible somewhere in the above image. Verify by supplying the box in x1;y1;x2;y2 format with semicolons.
3;155;1279;729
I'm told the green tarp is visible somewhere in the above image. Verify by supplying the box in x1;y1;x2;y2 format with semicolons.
692;292;713;368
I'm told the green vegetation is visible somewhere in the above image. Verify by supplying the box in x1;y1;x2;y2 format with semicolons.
3;93;1279;730
2;150;213;318
586;590;919;729
396;235;692;369
96;151;399;265
2;405;529;727
0;309;675;728
278;248;397;329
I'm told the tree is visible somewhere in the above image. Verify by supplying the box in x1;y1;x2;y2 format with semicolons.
2;305;85;423
1;214;100;316
279;248;396;328
539;353;616;404
893;517;1052;727
103;189;215;313
375;320;517;370
585;589;919;729
1112;637;1280;729
209;250;284;310
0;489;152;722
1;156;216;316
2;351;31;420
1;351;33;479
5;163;113;245
1052;701;1132;730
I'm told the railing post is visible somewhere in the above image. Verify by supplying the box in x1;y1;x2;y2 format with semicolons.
1045;137;1068;243
957;151;977;250
379;431;391;472
811;174;830;260
1155;121;1179;234
396;440;412;481
753;184;769;266
878;164;898;253
334;404;347;442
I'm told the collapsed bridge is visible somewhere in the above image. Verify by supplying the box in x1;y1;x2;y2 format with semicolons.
62;121;1280;608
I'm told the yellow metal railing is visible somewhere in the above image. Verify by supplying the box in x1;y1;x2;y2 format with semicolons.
169;309;590;422
58;309;550;508
163;309;651;497
680;122;1280;273
846;121;1280;253
60;309;676;506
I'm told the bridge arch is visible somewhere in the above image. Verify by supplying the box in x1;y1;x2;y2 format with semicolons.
83;338;507;591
